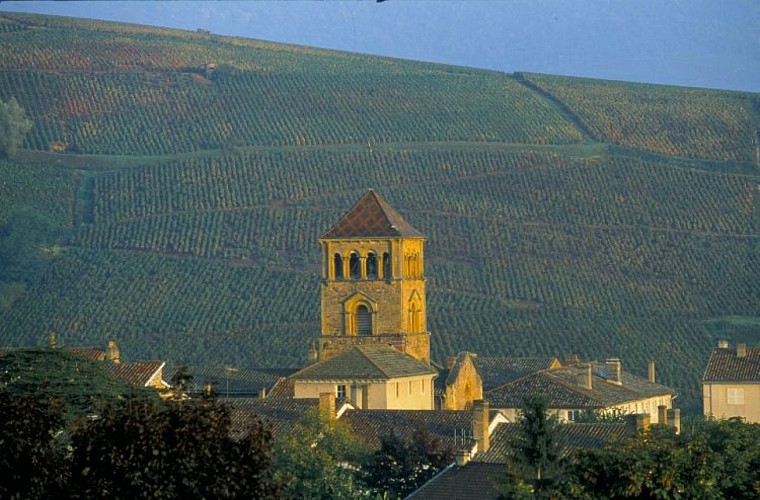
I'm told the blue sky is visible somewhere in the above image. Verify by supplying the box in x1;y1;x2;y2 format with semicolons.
2;1;758;92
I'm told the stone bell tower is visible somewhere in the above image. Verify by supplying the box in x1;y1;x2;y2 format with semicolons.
317;190;430;363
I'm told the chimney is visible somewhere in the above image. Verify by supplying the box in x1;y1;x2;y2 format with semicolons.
565;354;580;366
648;360;656;383
626;413;650;434
258;387;267;399
49;331;57;349
106;339;121;364
658;404;668;425
455;449;470;466
737;344;747;358
307;341;318;363
667;408;681;435
576;364;592;390
204;382;214;397
718;340;729;348
472;400;490;454
319;392;336;423
606;358;622;385
447;355;457;369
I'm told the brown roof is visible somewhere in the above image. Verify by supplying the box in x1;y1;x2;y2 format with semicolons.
320;189;424;239
290;345;437;382
485;363;674;409
226;398;319;439
477;422;632;463
703;346;760;382
409;423;633;499
340;408;502;451
408;462;504;500
267;377;295;398
169;366;295;397
107;361;165;387
476;357;560;391
65;347;106;361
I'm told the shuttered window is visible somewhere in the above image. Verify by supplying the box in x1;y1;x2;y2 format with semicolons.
356;305;371;335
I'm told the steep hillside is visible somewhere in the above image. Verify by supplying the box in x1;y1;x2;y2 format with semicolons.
0;13;758;413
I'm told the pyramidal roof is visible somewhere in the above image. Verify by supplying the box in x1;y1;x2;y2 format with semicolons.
321;190;424;239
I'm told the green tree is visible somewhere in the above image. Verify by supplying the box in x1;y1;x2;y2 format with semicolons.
0;97;33;158
362;424;454;498
0;349;136;423
520;396;561;484
69;393;283;499
273;408;366;499
682;417;760;498
561;425;722;499
0;391;68;499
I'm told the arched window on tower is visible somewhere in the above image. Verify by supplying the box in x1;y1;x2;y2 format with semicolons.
333;253;343;280
366;252;378;279
356;305;372;335
349;252;361;280
382;252;391;279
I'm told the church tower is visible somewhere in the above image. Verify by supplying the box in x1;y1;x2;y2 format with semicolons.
317;190;430;363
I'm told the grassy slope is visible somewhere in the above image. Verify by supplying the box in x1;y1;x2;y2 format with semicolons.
0;13;758;413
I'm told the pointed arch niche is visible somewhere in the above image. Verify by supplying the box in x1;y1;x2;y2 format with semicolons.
407;290;424;333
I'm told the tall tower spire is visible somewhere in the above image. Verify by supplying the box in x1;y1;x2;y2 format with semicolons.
317;190;430;363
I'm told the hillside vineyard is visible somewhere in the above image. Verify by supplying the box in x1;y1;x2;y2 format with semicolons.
0;12;758;413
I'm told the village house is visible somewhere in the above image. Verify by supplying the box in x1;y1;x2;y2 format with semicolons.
483;358;677;425
703;341;760;423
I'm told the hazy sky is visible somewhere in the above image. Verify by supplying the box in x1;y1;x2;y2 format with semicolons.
2;1;758;92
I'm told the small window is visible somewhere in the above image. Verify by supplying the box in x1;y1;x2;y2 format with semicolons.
366;252;378;279
421;379;425;394
356;305;372;335
395;382;399;398
337;384;346;399
727;388;745;405
349;252;361;279
333;254;343;280
567;410;581;422
383;252;391;279
408;380;413;395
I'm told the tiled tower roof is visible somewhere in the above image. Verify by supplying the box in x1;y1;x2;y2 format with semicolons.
320;189;424;239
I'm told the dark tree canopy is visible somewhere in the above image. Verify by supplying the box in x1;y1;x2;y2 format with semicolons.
0;391;68;499
363;424;454;499
556;418;760;499
69;393;284;499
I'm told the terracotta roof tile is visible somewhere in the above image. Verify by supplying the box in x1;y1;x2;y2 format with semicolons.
107;361;165;387
64;347;106;361
703;346;760;382
168;366;295;397
320;190;424;239
340;408;502;451
485;363;674;409
477;422;632;463
476;357;560;391
226;398;318;439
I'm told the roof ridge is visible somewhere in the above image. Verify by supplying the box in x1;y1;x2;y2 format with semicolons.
356;344;394;378
541;369;605;405
483;369;544;394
